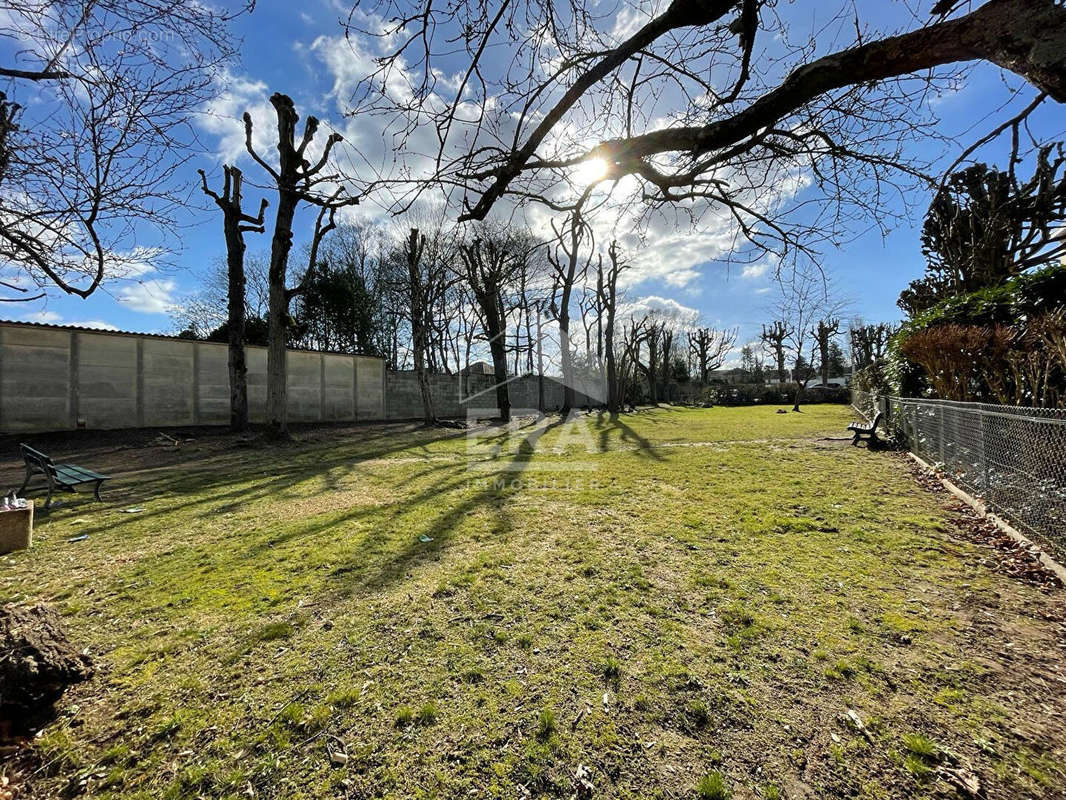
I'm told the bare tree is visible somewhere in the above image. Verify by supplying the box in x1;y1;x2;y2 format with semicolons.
198;167;268;432
403;228;435;424
349;0;1065;275
547;205;594;412
812;318;841;387
0;1;249;301
770;271;846;411
458;229;531;422
399;227;459;425
760;322;791;383
688;327;739;383
596;241;628;414
851;322;896;371
243;93;358;437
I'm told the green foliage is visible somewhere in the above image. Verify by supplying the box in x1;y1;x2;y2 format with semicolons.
696;770;730;800
204;315;271;347
291;257;387;356
888;264;1066;398
902;733;940;759
601;656;622;681
900;151;1066;317
898;263;1066;334
394;705;415;727
535;708;557;741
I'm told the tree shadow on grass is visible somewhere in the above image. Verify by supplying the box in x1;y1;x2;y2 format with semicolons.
591;412;665;461
22;423;473;553
24;415;581;618
320;414;572;598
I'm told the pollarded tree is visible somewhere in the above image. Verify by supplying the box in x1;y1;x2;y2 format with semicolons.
243;93;359;437
198;167;268;432
688;327;738;384
547;204;594;413
769;270;845;410
812;318;841;386
597;241;628;415
760;322;791;384
898;148;1066;317
850;322;896;371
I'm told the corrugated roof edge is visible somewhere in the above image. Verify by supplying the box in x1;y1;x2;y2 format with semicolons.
0;319;385;360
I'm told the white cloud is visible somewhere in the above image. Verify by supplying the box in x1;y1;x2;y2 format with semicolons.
617;295;701;327
22;310;62;324
741;262;770;280
117;279;178;314
198;71;272;164
67;320;120;331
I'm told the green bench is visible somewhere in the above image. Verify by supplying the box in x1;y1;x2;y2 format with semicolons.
17;444;110;508
847;410;883;446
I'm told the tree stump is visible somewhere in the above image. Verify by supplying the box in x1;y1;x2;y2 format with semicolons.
0;604;93;733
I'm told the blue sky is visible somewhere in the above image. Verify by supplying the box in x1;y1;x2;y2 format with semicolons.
7;0;1064;357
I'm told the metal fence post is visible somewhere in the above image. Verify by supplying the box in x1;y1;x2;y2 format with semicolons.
938;404;945;465
980;408;989;493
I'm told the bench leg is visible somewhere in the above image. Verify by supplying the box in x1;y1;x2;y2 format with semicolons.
17;465;32;496
851;431;859;446
93;480;104;502
44;482;55;509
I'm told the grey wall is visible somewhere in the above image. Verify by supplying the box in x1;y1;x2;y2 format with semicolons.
384;371;606;420
0;321;609;433
0;323;385;433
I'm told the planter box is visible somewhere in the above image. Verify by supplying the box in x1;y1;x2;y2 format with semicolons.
0;503;33;554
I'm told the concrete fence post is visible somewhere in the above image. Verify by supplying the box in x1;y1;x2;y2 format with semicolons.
69;332;80;429
319;353;326;422
136;338;145;428
192;342;201;424
356;356;364;420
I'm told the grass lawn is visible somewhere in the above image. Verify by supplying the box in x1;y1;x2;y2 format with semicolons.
2;405;1064;799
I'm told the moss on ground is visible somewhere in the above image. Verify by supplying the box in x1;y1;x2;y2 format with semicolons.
1;405;1064;799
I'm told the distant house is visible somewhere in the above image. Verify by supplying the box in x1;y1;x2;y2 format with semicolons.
461;361;495;376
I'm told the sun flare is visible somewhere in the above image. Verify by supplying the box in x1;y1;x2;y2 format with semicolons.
575;156;608;185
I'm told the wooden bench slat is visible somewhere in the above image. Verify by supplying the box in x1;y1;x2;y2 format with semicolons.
55;464;109;481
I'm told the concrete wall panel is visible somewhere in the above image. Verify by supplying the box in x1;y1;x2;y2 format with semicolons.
355;357;384;420
323;354;354;421
0;327;70;432
78;333;137;429
286;350;321;422
142;339;195;426
196;343;230;425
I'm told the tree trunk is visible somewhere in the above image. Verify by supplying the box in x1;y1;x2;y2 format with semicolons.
265;193;297;437
536;309;545;412
484;296;511;422
225;226;249;432
559;305;575;413
604;313;618;415
407;229;436;426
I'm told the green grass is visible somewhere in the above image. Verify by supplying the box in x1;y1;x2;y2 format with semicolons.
2;405;1063;799
696;770;730;799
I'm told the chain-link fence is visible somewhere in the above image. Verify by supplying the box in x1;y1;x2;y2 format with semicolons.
851;391;1066;562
